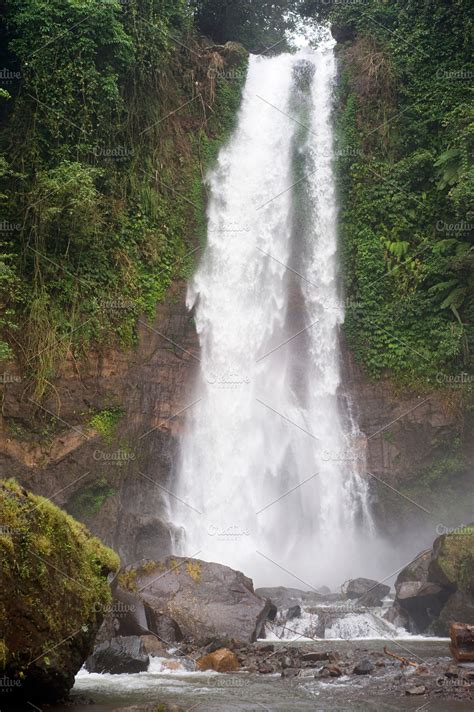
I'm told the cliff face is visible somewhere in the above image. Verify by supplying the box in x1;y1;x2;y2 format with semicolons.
1;287;470;564
341;339;472;540
0;282;198;564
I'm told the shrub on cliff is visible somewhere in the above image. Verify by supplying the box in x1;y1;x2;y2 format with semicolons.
0;479;120;703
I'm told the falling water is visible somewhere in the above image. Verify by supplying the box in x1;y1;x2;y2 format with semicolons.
173;41;376;589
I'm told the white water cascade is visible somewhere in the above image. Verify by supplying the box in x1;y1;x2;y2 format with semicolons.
173;42;377;589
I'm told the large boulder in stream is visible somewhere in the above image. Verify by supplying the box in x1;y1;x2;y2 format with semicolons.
389;525;474;634
113;557;273;645
0;479;119;704
255;586;337;620
341;578;390;605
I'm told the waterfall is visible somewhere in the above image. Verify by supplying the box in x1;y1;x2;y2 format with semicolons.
172;42;376;589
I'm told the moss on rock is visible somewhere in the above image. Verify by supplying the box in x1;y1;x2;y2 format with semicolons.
429;524;474;593
0;479;119;703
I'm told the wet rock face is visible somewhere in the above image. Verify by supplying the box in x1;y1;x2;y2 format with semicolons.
112;705;183;712
85;636;149;674
389;526;474;634
114;557;273;645
340;338;472;538
0;282;198;566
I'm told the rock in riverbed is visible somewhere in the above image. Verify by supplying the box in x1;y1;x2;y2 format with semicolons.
197;647;239;672
85;636;149;674
110;557;272;646
342;578;390;605
353;658;374;674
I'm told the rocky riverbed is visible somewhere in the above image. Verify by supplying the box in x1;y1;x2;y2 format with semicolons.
36;640;474;711
1;482;472;709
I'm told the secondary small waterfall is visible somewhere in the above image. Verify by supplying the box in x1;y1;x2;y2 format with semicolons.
173;42;376;588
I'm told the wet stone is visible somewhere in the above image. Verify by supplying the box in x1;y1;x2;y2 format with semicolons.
353;658;374;675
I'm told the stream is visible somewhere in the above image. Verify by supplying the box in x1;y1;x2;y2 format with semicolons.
59;640;471;711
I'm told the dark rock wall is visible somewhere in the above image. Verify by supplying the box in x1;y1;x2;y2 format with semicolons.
341;336;472;541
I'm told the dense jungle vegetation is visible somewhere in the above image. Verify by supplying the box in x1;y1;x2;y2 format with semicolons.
307;0;473;385
0;0;247;398
0;0;472;393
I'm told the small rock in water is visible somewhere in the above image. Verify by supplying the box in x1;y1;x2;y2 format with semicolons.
203;637;236;653
342;578;390;606
298;668;317;678
287;604;302;619
196;647;239;672
281;667;300;678
320;664;342;678
301;651;331;663
318;586;331;595
415;665;430;675
353;658;374;675
444;664;459;679
406;685;427;696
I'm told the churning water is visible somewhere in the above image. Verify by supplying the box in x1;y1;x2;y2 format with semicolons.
173;43;378;588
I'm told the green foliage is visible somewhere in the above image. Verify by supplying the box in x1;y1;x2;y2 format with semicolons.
89;408;123;443
66;478;116;518
326;0;474;384
0;0;247;396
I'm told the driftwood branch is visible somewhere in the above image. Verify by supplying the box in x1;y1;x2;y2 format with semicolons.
383;646;418;667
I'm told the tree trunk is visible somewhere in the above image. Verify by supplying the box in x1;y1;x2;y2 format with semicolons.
450;623;474;662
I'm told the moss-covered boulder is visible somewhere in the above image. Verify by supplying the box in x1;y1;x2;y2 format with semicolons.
0;479;119;704
429;525;474;593
390;525;474;634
